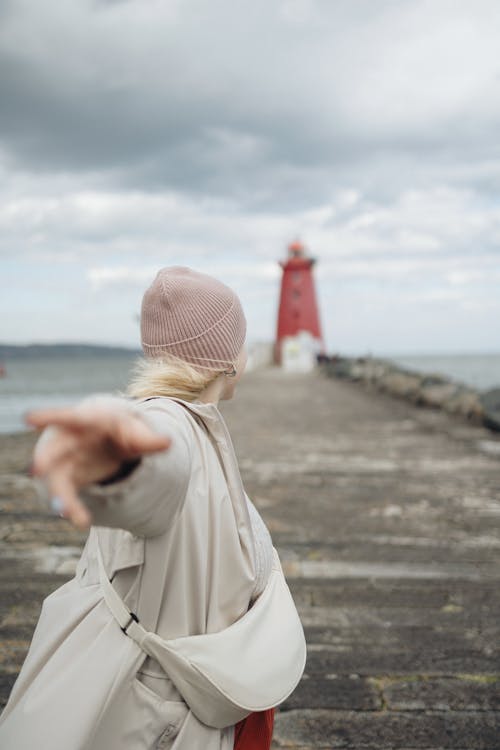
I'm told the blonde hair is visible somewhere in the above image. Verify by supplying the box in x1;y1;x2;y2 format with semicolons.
126;354;223;402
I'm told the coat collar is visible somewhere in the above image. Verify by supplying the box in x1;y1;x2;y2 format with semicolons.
140;396;256;575
141;395;222;427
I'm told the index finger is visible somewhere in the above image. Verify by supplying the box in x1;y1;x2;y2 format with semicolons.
25;407;93;432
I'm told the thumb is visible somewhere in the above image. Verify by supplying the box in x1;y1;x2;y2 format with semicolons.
114;414;172;458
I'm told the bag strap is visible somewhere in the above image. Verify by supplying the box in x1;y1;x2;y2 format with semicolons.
96;539;151;650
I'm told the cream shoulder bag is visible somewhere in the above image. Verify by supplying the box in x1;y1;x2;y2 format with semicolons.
97;542;306;729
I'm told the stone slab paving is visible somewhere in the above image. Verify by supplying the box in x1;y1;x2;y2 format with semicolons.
222;369;500;749
1;367;499;748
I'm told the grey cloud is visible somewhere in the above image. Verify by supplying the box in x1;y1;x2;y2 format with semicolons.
0;0;499;210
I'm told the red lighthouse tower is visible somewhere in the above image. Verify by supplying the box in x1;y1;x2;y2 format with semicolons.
274;240;324;367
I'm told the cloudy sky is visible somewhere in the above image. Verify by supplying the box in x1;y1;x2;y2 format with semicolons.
1;0;499;356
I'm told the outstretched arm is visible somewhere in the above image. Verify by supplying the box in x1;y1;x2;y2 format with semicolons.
27;397;172;531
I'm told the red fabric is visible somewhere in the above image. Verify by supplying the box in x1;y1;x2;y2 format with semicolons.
233;709;275;750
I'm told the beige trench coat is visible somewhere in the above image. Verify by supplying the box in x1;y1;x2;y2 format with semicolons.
0;396;261;750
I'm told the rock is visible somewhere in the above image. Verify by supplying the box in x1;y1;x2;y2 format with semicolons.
445;390;485;421
420;372;449;386
480;389;500;432
416;382;461;409
379;371;422;399
324;358;354;379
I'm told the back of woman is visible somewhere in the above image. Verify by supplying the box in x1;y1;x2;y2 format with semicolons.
0;267;304;750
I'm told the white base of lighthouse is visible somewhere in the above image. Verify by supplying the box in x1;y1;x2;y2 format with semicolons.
281;331;322;372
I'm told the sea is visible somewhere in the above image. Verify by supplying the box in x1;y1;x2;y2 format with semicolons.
0;351;139;435
0;349;499;435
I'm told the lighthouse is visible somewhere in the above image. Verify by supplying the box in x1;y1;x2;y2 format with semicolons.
275;240;324;371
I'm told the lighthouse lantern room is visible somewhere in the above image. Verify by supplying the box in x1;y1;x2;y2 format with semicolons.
275;240;324;371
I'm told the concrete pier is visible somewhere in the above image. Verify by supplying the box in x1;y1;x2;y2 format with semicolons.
1;367;500;748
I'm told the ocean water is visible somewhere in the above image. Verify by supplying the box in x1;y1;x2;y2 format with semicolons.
0;350;499;435
0;353;139;434
387;353;500;392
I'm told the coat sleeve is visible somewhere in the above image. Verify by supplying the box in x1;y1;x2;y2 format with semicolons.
36;396;192;538
82;396;193;537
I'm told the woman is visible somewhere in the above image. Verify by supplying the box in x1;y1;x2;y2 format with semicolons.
0;267;305;750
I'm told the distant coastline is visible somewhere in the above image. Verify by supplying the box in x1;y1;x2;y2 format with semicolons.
0;343;141;360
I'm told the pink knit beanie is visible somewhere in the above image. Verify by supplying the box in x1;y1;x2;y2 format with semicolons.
140;266;246;371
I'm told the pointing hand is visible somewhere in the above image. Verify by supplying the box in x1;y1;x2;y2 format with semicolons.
26;401;171;530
